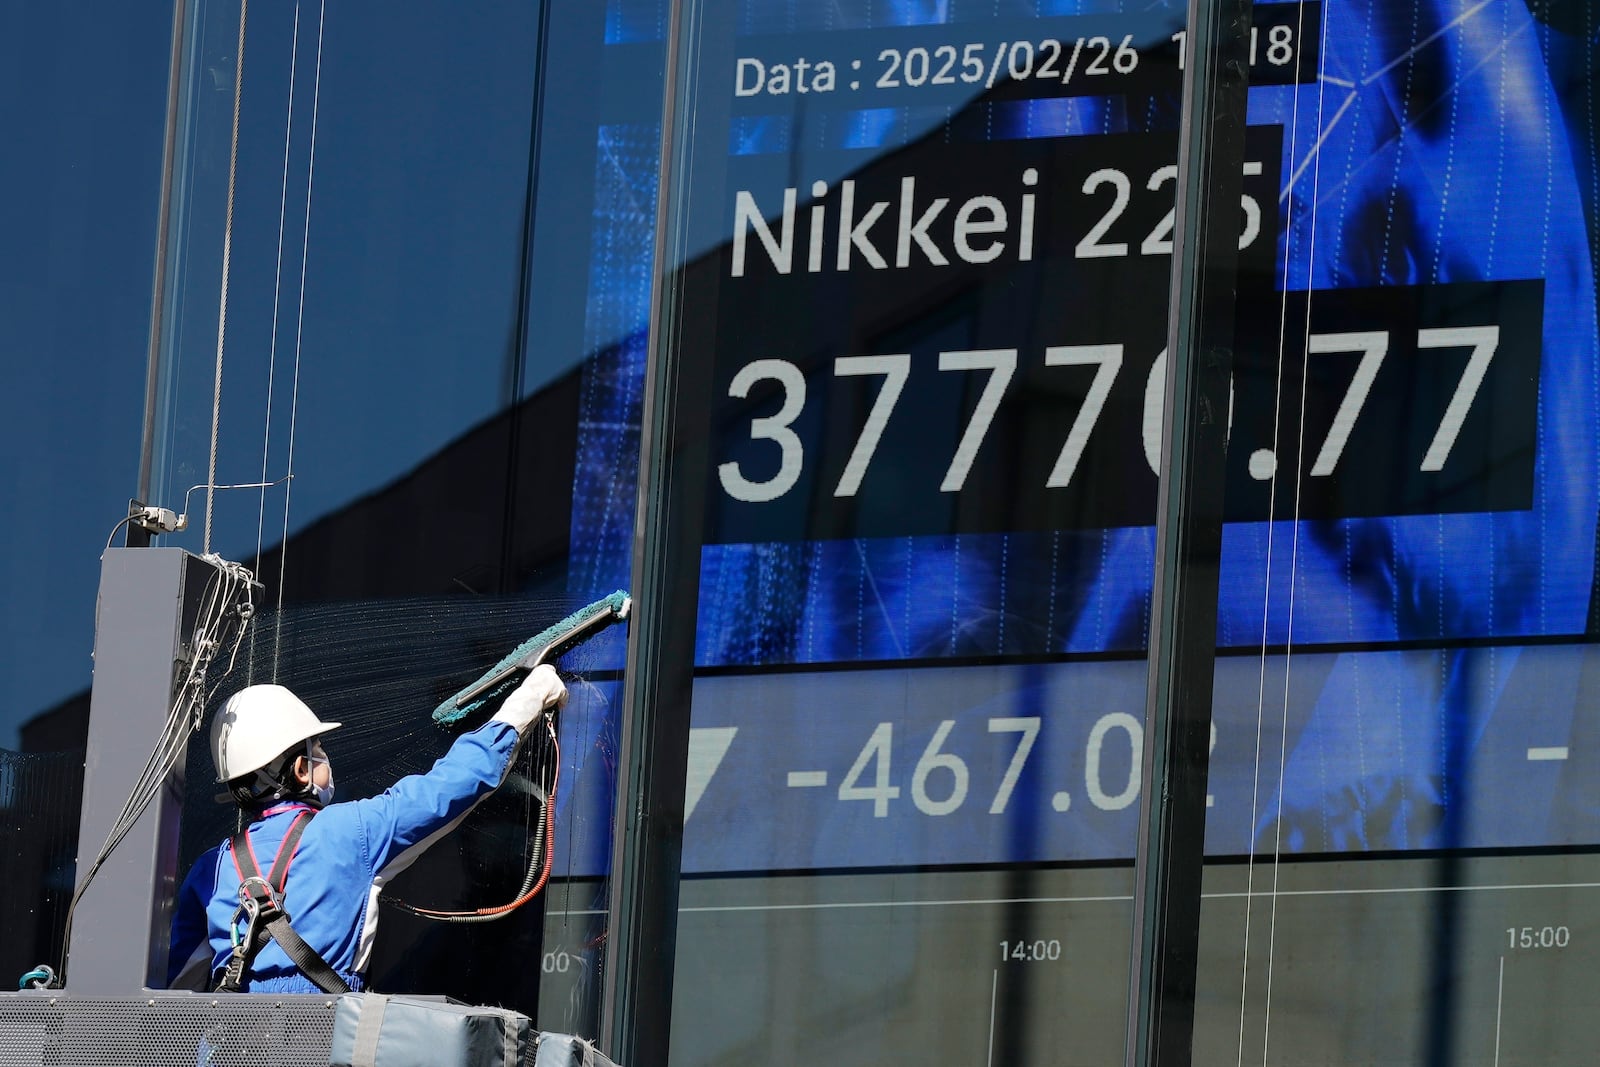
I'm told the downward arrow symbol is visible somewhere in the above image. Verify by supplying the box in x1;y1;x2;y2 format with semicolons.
684;727;738;820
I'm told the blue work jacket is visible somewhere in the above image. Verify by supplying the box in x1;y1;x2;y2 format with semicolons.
168;720;520;993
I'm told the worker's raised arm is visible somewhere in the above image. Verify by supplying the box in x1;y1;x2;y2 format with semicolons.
351;665;567;877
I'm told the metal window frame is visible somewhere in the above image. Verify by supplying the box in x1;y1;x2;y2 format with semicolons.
599;0;701;1059
1124;0;1253;1060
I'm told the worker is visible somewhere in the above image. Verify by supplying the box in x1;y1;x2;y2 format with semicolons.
167;667;566;993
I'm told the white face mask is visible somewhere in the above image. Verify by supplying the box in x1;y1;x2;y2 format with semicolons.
308;751;335;807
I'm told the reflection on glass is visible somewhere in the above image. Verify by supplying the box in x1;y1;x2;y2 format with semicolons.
647;0;1248;1058
0;3;173;989
150;1;547;562
145;0;665;1033
649;0;1600;1059
1193;0;1600;1063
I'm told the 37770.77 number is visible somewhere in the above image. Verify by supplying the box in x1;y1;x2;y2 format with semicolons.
718;326;1500;505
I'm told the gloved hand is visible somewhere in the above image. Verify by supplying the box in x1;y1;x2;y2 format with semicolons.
491;664;568;733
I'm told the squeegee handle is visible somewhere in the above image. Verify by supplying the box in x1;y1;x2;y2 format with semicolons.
452;605;622;710
452;651;551;711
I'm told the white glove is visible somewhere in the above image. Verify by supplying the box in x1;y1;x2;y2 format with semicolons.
491;664;568;733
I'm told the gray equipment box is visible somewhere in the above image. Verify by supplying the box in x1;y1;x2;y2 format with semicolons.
0;991;339;1067
329;993;620;1067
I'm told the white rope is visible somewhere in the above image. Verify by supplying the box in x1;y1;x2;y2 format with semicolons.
256;1;303;580
1257;4;1336;1058
1222;2;1324;1062
60;556;256;971
275;0;327;678
205;0;250;556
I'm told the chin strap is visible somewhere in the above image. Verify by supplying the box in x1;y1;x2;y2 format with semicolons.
230;745;323;810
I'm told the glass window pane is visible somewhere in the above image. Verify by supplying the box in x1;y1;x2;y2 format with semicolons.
0;3;174;988
142;0;664;1030
150;0;547;553
1192;0;1600;1063
636;0;1242;1059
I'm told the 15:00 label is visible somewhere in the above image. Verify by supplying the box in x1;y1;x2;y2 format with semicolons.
1507;925;1570;950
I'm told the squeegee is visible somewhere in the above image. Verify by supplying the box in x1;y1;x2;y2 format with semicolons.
432;590;631;724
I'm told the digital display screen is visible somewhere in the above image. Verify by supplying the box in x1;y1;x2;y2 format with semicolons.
675;0;1598;666
684;644;1594;870
552;0;1600;1060
646;0;1600;855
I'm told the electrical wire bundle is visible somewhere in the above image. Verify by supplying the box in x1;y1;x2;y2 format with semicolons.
39;554;258;988
382;713;561;924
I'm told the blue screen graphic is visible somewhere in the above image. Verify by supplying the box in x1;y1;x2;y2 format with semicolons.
572;0;1600;870
685;643;1597;870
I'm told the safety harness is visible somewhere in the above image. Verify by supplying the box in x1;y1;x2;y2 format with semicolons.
215;807;350;994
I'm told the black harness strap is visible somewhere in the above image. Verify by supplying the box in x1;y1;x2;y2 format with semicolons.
215;809;351;994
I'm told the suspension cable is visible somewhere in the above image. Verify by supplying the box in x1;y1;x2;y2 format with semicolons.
56;557;257;981
1236;3;1334;1061
256;1;303;581
275;0;327;679
1256;4;1335;1057
204;0;250;556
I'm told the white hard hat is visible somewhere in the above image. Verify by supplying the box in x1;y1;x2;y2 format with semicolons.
210;684;342;783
